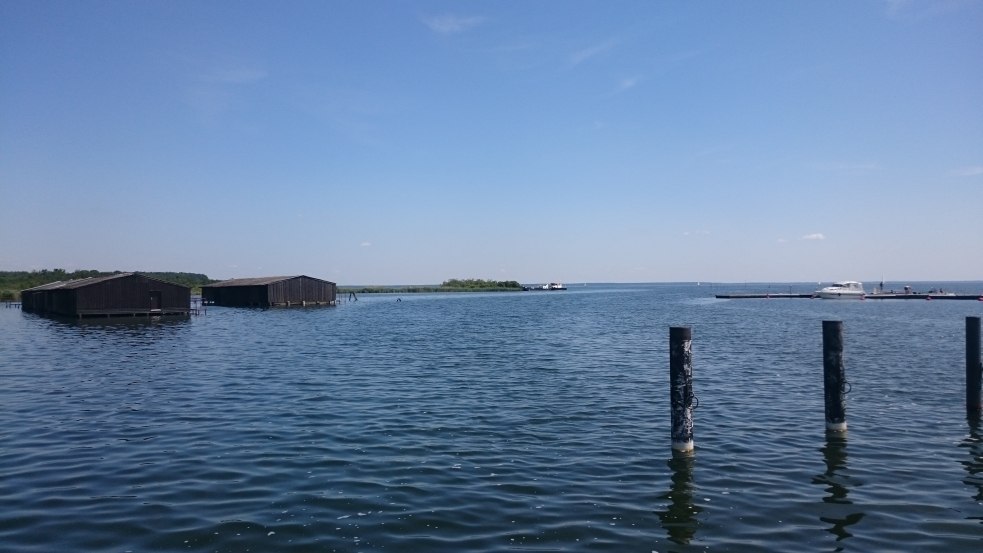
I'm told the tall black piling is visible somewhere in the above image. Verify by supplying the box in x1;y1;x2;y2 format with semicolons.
968;316;982;415
669;326;694;452
822;320;847;432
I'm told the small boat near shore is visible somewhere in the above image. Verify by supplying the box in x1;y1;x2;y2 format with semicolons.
815;281;866;300
523;282;567;291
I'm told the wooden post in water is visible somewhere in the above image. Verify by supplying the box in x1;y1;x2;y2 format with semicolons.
669;326;694;452
967;316;982;414
822;321;847;432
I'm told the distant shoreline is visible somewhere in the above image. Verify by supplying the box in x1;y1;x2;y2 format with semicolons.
338;286;522;294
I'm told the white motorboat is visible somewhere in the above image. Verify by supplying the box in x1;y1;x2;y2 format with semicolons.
815;281;866;299
522;282;568;291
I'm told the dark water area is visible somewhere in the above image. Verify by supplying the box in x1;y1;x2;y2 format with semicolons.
2;283;982;552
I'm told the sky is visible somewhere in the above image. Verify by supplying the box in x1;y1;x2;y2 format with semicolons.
1;0;981;285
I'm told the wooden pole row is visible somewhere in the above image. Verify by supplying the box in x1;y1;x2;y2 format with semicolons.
669;316;983;452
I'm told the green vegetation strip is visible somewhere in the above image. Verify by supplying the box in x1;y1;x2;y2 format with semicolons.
1;270;216;300
341;279;522;294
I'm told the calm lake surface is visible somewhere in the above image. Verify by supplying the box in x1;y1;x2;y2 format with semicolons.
2;283;982;552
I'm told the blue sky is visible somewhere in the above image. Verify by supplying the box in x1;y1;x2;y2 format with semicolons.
2;0;981;284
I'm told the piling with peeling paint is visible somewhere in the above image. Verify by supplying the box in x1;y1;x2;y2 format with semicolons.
670;326;695;452
823;321;847;432
967;316;982;414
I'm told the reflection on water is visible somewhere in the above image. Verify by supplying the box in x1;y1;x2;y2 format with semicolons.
24;311;192;330
657;452;702;545
818;432;850;505
813;432;864;547
962;414;983;522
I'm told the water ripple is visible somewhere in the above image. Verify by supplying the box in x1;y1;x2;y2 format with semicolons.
1;285;982;551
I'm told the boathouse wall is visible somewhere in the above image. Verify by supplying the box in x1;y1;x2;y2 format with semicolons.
268;276;336;305
201;285;268;307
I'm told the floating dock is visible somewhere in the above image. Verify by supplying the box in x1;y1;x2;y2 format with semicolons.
866;294;982;301
715;293;982;301
714;293;814;299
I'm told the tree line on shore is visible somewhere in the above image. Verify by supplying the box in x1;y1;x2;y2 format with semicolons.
0;270;215;300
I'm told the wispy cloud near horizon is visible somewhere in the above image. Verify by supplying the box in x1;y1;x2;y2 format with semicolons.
422;14;485;34
802;233;826;240
813;161;880;172
949;165;983;177
570;39;617;66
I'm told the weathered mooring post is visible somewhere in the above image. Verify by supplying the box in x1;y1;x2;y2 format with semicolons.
823;321;847;432
967;316;982;414
670;326;694;452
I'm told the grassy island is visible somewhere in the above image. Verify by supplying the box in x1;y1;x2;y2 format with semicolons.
340;278;522;295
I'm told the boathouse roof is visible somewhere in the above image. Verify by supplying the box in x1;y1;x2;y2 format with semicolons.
22;272;139;292
202;276;310;287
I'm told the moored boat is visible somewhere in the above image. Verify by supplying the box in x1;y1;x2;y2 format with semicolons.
523;282;568;291
815;281;865;299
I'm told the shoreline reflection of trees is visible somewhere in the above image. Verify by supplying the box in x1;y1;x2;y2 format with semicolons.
812;431;864;548
657;452;702;545
961;413;983;522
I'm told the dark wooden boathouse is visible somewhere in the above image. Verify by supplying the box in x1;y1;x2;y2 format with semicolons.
21;273;191;318
201;275;337;307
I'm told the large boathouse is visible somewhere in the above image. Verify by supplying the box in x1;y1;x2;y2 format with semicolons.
21;273;191;318
201;275;336;307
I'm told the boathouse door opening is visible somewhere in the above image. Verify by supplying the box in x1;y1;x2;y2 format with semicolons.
149;291;162;311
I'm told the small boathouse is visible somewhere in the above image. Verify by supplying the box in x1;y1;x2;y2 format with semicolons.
201;275;337;307
21;273;192;318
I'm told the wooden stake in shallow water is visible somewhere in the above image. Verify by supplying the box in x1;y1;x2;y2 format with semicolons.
967;316;982;414
669;326;695;452
823;321;848;432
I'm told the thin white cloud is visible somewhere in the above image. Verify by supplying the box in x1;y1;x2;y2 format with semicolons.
802;233;826;241
570;39;617;66
360;241;372;247
422;14;484;34
884;0;914;17
618;76;640;91
186;66;268;123
777;238;788;243
204;67;268;84
813;161;879;172
682;230;710;237
665;49;702;65
884;0;972;20
949;165;983;177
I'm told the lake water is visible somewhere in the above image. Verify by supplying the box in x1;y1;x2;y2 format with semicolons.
2;283;982;552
